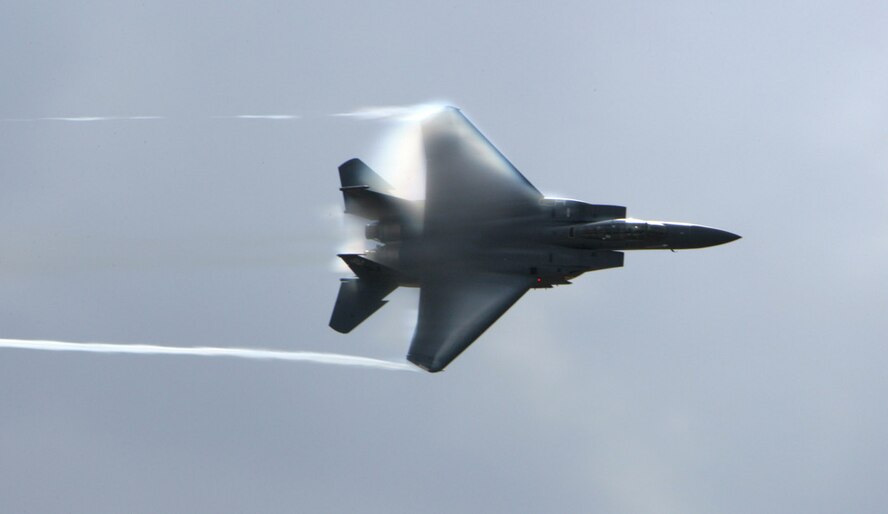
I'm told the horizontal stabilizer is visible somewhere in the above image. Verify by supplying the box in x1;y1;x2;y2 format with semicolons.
338;254;398;281
329;279;398;333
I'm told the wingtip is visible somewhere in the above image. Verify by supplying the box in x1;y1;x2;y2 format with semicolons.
407;353;446;373
328;322;352;334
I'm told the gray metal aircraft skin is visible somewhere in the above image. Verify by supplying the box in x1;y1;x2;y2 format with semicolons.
330;107;740;373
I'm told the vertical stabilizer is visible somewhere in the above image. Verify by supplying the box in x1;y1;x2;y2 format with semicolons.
338;158;394;192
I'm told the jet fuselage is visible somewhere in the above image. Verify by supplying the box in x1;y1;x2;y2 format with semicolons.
363;198;739;289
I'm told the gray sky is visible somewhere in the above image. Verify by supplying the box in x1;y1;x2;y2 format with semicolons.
1;1;887;512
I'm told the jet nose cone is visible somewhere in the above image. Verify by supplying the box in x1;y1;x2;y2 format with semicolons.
712;228;741;245
698;227;741;247
666;224;741;249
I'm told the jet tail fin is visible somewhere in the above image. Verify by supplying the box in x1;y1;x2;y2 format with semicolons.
337;159;416;221
338;158;394;192
330;254;399;333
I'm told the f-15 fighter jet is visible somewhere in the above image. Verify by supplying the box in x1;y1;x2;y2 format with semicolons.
330;107;739;372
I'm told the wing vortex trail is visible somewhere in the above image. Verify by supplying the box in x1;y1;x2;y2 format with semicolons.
0;338;416;372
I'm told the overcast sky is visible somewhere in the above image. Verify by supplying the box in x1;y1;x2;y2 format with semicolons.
1;1;887;513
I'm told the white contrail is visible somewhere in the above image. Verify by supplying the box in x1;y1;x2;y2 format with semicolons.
332;103;448;121
40;116;166;121
332;106;412;119
0;338;416;372
0;116;165;122
213;114;300;120
1;115;302;122
42;116;112;121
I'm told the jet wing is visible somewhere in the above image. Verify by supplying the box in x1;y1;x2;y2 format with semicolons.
422;107;543;232
407;272;532;372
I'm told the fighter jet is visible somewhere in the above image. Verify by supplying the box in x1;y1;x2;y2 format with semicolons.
330;107;739;372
